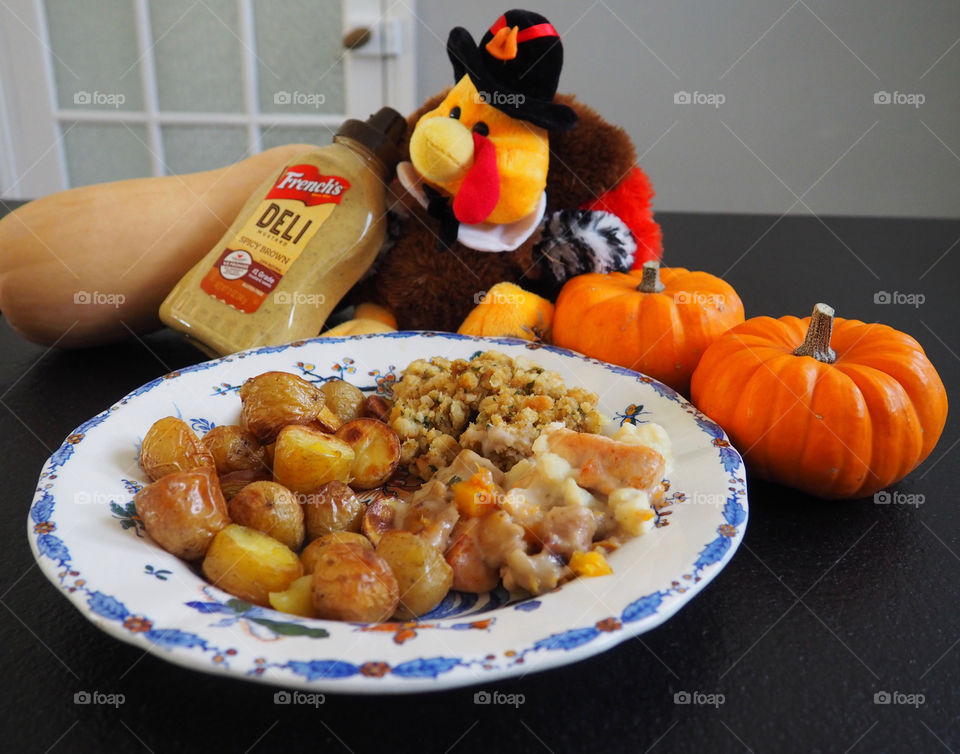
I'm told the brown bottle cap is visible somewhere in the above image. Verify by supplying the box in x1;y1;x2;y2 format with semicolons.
336;107;406;176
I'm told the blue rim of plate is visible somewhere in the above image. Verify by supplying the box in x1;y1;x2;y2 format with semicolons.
26;331;748;692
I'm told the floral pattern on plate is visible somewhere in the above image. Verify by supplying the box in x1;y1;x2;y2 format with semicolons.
28;332;747;693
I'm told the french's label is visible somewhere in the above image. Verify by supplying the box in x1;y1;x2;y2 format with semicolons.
200;164;351;313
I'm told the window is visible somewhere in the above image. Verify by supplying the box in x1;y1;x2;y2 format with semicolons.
0;0;416;197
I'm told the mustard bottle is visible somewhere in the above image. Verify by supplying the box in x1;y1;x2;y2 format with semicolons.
160;108;406;357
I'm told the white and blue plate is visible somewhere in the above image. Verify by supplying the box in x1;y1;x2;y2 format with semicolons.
27;332;747;693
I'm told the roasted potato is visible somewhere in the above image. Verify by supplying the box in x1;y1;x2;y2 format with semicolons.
320;379;366;424
376;531;453;619
335;418;401;490
239;371;334;444
202;425;267;474
268;574;316;618
139;416;215;481
218;469;272;500
445;517;500;593
309;542;399;621
362;395;393;424
202;524;303;606
272;425;355;493
134;467;229;560
302;481;364;541
312;403;343;434
227;481;305;551
301;532;372;574
361;496;402;547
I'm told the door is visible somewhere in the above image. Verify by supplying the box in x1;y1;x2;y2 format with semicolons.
0;0;416;198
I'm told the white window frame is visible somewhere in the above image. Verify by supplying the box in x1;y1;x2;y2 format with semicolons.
0;0;417;199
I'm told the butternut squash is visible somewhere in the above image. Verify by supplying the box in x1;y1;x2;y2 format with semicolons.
0;144;317;347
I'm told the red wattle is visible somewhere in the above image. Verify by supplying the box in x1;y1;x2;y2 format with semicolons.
453;132;500;225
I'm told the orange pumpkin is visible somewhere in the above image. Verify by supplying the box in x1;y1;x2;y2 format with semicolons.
552;262;744;394
690;303;948;499
458;282;553;341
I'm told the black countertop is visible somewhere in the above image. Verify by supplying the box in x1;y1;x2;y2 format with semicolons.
1;202;957;753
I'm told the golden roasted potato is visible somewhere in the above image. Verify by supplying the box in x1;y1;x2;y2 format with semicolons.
227;481;305;551
139;416;215;481
335;419;400;490
309;542;399;622
268;574;316;618
362;395;393;424
376;531;453;619
361;496;402;547
272;425;354;493
239;371;327;444
218;469;271;500
445;517;500;593
302;481;364;541
134;467;229;560
202;524;302;606
320;379;366;424
202;425;267;474
301;532;372;574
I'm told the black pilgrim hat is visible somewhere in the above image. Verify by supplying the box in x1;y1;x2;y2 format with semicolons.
446;9;578;132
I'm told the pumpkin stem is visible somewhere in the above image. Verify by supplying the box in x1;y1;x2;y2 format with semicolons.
638;261;665;293
793;303;837;363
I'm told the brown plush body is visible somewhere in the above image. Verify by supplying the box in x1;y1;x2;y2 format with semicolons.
356;92;639;332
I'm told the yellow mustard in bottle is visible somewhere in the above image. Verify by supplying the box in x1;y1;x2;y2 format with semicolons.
160;108;405;356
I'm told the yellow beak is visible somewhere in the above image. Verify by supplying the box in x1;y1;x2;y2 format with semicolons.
409;116;474;185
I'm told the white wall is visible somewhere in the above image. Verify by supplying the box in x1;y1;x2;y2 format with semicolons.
415;1;960;218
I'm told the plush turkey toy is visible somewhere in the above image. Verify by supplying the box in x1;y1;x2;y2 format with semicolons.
355;9;662;331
